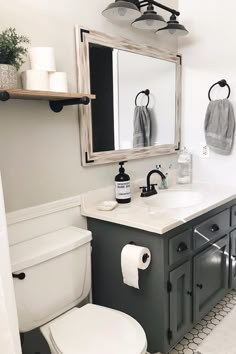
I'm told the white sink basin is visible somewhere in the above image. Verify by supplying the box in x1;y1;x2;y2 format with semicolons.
144;190;203;209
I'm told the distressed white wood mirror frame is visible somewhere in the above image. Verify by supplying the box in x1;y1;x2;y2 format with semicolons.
75;26;181;166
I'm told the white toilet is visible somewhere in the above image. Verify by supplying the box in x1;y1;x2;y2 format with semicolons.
10;226;147;354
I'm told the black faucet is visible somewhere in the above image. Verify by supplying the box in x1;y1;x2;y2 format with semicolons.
140;169;167;197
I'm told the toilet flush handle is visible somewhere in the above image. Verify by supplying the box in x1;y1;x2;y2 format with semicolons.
12;272;26;280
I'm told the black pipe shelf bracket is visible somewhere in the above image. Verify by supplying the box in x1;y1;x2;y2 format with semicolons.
0;89;93;113
0;90;10;101
49;96;91;113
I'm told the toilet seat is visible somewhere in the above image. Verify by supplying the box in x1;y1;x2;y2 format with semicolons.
41;304;147;354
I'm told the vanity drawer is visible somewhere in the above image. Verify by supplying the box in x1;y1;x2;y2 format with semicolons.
169;230;192;266
193;209;230;250
231;205;236;227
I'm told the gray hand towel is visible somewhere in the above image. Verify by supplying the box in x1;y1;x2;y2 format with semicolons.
204;99;235;155
133;106;152;148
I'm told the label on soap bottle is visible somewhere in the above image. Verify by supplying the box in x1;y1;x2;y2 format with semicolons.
115;181;131;200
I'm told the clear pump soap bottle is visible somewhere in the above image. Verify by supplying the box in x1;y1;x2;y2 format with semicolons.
177;147;192;184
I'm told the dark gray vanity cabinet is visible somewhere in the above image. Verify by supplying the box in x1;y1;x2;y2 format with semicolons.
169;261;192;347
230;205;236;289
231;205;236;226
230;230;236;288
193;209;230;250
88;200;235;354
193;235;229;323
168;230;191;265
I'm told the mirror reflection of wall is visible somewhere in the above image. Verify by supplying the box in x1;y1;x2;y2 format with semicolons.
89;42;177;153
114;50;176;150
89;43;115;152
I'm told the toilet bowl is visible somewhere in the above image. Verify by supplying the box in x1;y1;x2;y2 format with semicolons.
10;226;148;354
40;305;147;354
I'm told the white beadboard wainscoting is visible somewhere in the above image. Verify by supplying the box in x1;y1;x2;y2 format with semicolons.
6;195;86;246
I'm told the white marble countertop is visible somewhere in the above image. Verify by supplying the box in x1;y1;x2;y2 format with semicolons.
81;181;236;234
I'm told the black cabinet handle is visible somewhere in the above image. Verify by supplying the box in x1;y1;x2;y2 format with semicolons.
177;242;188;253
187;291;193;296
196;283;203;289
211;224;219;232
12;273;25;280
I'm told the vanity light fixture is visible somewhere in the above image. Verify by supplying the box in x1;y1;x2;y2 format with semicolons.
132;4;166;31
102;0;141;21
156;14;189;36
102;0;188;36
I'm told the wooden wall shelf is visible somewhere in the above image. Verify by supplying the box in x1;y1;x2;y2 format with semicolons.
0;89;96;112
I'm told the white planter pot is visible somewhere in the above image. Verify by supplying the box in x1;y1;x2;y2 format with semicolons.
0;64;17;89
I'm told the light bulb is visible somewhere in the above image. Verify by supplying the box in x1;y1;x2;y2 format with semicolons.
118;7;127;17
145;19;154;27
168;28;176;34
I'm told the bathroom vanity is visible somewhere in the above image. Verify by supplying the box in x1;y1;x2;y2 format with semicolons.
82;184;236;354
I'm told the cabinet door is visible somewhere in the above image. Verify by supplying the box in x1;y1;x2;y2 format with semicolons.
169;261;192;346
193;235;229;323
230;230;236;289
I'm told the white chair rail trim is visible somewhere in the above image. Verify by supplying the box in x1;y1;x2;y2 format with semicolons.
7;195;81;226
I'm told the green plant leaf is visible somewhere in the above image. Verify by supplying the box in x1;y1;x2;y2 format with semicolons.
0;28;30;70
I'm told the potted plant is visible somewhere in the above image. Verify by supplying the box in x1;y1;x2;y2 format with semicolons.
0;28;30;89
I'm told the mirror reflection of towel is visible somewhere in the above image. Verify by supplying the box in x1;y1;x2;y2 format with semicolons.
133;106;152;148
204;99;235;155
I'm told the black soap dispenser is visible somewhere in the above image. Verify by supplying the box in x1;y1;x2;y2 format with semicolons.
115;161;131;204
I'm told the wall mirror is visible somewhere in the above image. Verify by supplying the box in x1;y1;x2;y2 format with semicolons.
76;27;181;166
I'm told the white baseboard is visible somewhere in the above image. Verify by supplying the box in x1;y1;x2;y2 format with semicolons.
7;195;87;246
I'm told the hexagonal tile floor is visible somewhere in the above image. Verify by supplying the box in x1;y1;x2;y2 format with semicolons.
167;290;236;354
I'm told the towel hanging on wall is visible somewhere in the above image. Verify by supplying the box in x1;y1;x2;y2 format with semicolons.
133;89;152;148
205;80;235;155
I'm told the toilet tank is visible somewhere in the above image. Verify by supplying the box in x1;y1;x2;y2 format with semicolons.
10;226;92;332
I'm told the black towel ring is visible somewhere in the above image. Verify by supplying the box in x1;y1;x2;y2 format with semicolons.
135;89;150;107
208;79;231;101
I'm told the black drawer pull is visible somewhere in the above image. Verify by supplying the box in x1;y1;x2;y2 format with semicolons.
12;272;26;280
211;224;219;232
177;242;188;253
196;283;203;289
187;291;193;296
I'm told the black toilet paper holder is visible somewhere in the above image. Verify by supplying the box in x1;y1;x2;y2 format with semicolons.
129;241;150;264
142;253;150;263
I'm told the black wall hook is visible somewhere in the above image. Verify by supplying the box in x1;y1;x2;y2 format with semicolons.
208;79;231;101
135;89;150;107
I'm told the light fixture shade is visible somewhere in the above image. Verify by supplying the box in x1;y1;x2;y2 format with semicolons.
102;1;140;22
132;9;166;31
156;15;189;36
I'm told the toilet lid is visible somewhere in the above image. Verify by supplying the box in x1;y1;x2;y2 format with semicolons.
49;304;147;354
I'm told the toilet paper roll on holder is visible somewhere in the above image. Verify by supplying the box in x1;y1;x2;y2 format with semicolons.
129;241;150;263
